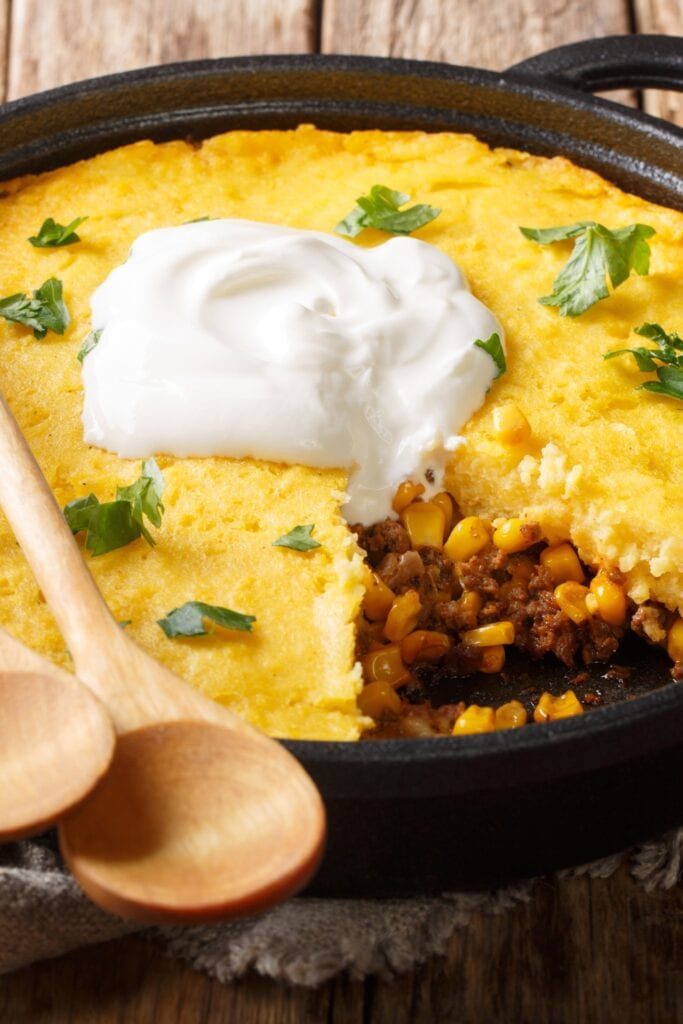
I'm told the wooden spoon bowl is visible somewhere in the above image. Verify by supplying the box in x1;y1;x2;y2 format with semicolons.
0;649;115;842
61;720;324;923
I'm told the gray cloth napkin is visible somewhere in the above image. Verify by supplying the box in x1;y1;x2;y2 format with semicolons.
0;827;681;986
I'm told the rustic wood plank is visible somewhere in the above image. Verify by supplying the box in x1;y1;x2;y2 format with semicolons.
634;0;683;125
0;934;333;1023
6;0;318;100
1;1;681;1022
321;0;637;107
362;869;683;1023
321;0;631;69
0;869;680;1023
0;0;10;102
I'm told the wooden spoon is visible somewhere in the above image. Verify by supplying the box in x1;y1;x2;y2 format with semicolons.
0;393;325;923
0;625;115;842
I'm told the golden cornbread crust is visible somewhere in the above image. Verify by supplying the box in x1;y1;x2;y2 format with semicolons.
0;125;681;740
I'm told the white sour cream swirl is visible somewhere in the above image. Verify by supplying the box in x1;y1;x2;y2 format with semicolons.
82;219;503;523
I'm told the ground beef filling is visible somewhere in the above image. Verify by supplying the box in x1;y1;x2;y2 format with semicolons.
353;513;678;738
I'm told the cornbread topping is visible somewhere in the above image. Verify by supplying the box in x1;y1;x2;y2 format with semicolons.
81;218;502;524
0;125;682;742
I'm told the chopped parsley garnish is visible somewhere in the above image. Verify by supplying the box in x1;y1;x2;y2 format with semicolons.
604;323;683;401
64;457;165;555
520;221;655;317
158;602;256;638
29;216;87;248
474;332;506;378
273;524;321;551
115;457;165;538
0;277;69;339
335;185;440;238
64;494;143;557
77;327;102;363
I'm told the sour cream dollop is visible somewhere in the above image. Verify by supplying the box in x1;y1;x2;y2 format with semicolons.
82;219;503;523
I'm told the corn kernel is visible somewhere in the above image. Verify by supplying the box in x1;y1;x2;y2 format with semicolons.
534;690;584;723
444;516;491;562
493;518;542;553
458;590;483;617
495;700;528;729
589;573;627;626
392;480;425;514
667;616;683;662
383;590;422;643
358;680;402;719
363;574;395;621
362;644;410;686
480;645;506;673
554;581;591;624
585;593;599;615
452;705;496;736
492;403;532;445
540;542;585;584
401;629;451;664
431;492;454;536
401;501;446;548
461;621;515;646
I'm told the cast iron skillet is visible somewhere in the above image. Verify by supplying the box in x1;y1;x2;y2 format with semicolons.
3;35;683;895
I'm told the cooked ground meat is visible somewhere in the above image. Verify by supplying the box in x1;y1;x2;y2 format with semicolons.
431;598;479;633
376;549;425;590
356;509;672;735
356;614;381;658
581;616;622;664
364;701;465;739
460;547;509;595
358;514;629;699
519;589;580;667
631;603;670;644
353;519;411;568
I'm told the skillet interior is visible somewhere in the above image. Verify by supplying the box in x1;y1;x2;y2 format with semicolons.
2;42;683;892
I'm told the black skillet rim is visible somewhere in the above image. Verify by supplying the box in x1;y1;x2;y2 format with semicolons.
1;43;682;792
1;45;682;202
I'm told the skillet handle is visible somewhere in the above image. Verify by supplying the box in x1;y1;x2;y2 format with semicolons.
507;35;683;93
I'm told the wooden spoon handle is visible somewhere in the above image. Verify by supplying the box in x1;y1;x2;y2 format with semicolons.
0;393;122;668
0;391;257;734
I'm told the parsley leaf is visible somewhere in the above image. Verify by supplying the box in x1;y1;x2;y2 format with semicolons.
520;222;656;317
635;321;683;356
116;456;165;544
64;457;165;555
63;494;141;556
0;277;70;339
519;222;593;245
335;185;440;238
474;333;506;378
273;524;321;551
642;366;683;400
604;323;683;402
29;216;87;248
158;602;256;638
77;327;102;363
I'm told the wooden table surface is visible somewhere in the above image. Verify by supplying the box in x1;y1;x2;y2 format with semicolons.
0;1;681;1021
